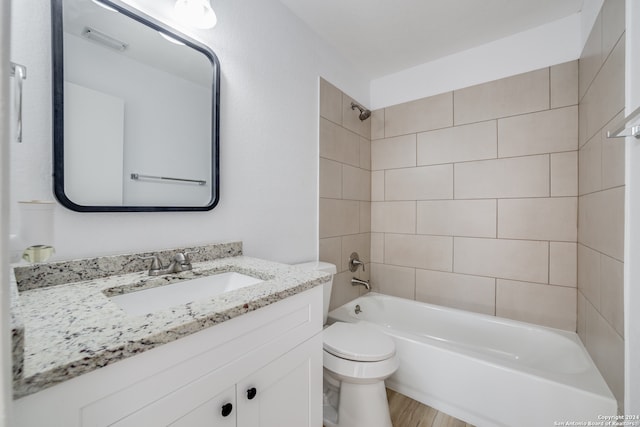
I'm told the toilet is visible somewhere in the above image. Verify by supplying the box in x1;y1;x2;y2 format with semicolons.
295;261;399;427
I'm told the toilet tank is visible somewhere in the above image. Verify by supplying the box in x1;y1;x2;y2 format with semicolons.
293;261;336;325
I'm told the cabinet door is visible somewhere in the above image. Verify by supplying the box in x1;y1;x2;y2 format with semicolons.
236;334;322;427
169;385;236;427
110;366;237;427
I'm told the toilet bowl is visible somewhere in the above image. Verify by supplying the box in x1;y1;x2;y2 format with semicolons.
294;261;398;427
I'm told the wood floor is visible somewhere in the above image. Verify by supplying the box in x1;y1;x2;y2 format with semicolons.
324;388;474;427
386;389;474;427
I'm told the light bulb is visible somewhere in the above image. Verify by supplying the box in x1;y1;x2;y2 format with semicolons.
174;0;217;29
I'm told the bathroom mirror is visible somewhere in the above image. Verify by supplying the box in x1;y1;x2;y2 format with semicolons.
51;0;220;212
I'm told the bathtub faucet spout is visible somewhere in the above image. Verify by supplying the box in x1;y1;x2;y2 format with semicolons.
351;277;370;291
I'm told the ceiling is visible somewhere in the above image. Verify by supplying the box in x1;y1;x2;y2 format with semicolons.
277;0;584;79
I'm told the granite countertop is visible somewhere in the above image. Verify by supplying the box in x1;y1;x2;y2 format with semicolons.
11;242;329;399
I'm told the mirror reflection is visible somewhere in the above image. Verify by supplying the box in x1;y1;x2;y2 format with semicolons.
52;0;220;211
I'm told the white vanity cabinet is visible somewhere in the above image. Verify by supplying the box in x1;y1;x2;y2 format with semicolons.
13;286;323;427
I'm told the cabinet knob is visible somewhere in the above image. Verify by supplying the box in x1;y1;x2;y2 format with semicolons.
247;387;257;400
221;402;233;417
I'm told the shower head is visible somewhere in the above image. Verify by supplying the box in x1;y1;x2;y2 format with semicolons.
351;102;371;121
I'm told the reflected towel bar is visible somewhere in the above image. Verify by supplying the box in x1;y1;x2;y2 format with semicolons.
130;173;206;185
10;62;27;143
607;105;640;139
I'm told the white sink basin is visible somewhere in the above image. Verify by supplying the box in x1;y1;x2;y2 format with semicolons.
110;272;263;315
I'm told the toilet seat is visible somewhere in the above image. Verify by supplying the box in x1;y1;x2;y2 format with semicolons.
323;322;395;362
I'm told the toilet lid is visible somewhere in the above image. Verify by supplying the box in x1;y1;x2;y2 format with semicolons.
323;322;395;362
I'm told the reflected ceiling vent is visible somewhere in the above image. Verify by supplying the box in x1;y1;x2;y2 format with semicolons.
81;27;128;51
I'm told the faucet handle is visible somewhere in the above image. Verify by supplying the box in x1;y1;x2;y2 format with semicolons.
183;249;200;263
139;255;164;271
348;252;365;272
173;252;187;263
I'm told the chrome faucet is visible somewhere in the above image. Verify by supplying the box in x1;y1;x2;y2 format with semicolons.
348;252;365;272
140;251;197;276
351;277;370;291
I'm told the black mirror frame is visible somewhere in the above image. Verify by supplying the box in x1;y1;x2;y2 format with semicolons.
51;0;220;212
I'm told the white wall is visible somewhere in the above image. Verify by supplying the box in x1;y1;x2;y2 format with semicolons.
9;0;368;263
625;0;640;414
370;13;582;109
1;0;13;423
582;0;605;47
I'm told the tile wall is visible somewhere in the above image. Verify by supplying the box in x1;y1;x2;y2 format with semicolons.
577;0;625;411
369;62;580;331
318;0;626;411
319;79;371;310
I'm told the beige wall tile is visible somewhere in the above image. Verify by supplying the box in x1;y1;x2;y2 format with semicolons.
359;137;371;171
579;89;589;148
417;120;497;166
549;242;577;287
454;237;548;283
371;134;416;170
385;92;453;137
577;291;587;343
319;198;360;238
584;302;624;409
320;117;360;167
579;12;602;100
371;170;385;201
371;201;416;234
454;68;549;125
320;78;342;124
385;165;453;201
370;233;384;263
454;155;549;199
601;0;625;63
359;201;371;233
498;106;578;157
342;165;370;201
496;279;577;331
550;60;578;109
385;233;453;271
342;94;371;139
497;197;577;242
551;151;578;196
602;113;625;190
582;37;625;142
578;187;624;260
371;109;384;140
577;12;625;408
319;237;342;272
370;263;416;299
329;270;362;311
319;158;342;199
600;254;624;337
578;134;602;195
599;36;626;130
415;269;495;315
580;87;599;144
341;233;371;272
417;200;496;238
578;243;601;310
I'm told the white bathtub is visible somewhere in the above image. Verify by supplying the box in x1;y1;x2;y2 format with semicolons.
328;292;617;427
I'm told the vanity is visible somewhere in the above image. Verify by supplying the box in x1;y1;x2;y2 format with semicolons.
11;242;327;426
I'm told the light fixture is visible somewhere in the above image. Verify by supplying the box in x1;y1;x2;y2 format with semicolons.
174;0;217;29
82;27;128;51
